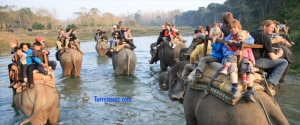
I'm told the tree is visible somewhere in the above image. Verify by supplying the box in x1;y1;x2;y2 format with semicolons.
32;22;45;30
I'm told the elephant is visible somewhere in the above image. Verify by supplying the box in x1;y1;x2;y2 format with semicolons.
58;48;83;78
110;48;137;76
183;83;289;125
95;40;110;56
159;61;189;103
13;80;60;125
149;41;187;71
158;71;169;91
162;61;289;125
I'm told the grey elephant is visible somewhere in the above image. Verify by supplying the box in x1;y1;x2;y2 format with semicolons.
58;48;83;78
162;62;289;125
13;80;60;125
149;41;187;71
95;40;110;56
159;61;189;103
110;48;137;76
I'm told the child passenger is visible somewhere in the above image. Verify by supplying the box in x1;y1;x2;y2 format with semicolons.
194;28;224;78
10;47;28;87
221;30;256;102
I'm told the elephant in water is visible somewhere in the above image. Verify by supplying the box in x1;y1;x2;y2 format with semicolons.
14;83;60;125
110;48;137;76
58;48;83;78
95;40;110;56
160;61;289;125
150;41;187;71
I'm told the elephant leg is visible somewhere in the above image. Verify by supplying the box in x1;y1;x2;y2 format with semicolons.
75;58;82;78
11;89;16;107
48;104;60;124
160;61;167;71
63;65;72;78
48;90;60;124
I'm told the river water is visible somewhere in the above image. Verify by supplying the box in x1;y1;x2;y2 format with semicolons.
0;36;299;125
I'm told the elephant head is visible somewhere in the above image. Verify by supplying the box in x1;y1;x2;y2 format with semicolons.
158;71;169;91
159;61;189;103
158;41;187;71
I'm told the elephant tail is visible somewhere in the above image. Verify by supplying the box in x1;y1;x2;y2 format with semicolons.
127;50;132;76
71;50;77;76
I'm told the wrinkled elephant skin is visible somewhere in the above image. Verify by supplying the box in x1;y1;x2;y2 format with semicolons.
95;41;110;56
59;49;83;78
183;84;289;125
14;84;60;125
112;48;137;76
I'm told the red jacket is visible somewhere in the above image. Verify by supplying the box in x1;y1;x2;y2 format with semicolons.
163;29;176;37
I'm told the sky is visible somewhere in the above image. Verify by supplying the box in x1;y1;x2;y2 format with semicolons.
1;0;226;20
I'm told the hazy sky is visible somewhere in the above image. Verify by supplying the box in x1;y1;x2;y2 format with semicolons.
1;0;226;20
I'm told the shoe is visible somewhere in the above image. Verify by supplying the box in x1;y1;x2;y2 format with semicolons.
29;84;34;89
109;48;114;52
172;44;177;48
279;79;285;84
261;80;276;96
21;82;27;87
231;85;238;98
220;69;228;75
9;83;14;88
244;90;256;103
291;42;295;45
49;72;54;78
242;80;250;85
195;69;202;78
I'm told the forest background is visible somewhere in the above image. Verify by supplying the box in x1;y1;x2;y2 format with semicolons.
1;0;299;74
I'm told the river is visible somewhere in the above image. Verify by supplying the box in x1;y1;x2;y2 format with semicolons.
0;35;299;125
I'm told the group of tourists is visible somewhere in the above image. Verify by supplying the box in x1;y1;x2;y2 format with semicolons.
180;12;294;103
56;28;82;53
8;37;57;89
149;22;185;64
95;25;137;52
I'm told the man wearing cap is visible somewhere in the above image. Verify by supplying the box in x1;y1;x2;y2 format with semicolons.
189;34;212;64
35;36;57;71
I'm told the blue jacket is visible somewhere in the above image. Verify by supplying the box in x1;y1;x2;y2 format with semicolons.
222;33;255;63
223;33;255;57
209;42;224;62
24;49;42;65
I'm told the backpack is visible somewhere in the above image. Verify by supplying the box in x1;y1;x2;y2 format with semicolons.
9;62;24;83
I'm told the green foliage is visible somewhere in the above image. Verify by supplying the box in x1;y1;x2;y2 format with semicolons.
32;22;45;30
67;24;77;29
47;23;52;29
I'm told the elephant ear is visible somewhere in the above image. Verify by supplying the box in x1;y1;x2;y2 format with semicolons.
176;72;182;79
